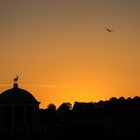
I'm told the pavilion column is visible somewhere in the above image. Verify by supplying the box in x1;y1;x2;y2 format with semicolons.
11;107;15;127
23;106;29;136
32;106;36;126
0;105;3;129
23;106;27;127
11;106;15;136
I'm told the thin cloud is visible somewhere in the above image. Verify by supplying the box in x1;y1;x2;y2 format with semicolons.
26;84;78;89
0;84;78;89
0;84;11;87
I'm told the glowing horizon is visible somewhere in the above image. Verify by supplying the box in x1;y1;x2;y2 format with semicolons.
1;0;140;108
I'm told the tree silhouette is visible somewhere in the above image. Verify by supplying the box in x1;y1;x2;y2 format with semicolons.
47;103;56;112
57;102;72;116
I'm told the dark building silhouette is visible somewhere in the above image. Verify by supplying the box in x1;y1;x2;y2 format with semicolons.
0;83;40;136
1;81;140;140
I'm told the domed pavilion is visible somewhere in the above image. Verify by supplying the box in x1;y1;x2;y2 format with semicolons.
0;81;40;135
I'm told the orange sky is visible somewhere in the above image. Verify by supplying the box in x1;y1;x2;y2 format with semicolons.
0;0;140;108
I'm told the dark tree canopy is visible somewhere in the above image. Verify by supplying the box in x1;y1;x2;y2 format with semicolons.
47;103;56;111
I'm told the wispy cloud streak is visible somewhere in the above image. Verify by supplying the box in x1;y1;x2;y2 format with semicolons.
26;84;78;89
0;84;77;89
0;84;11;87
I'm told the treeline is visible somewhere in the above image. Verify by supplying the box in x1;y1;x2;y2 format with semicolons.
73;96;140;115
39;96;140;127
38;96;140;140
40;96;140;116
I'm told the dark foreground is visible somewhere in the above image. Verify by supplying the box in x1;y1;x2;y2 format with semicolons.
1;97;140;140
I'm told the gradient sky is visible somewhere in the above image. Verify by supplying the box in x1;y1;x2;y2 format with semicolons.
0;0;140;108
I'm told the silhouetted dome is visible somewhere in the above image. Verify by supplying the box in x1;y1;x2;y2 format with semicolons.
0;83;39;104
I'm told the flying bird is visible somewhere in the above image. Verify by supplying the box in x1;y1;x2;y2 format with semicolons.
105;28;114;32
